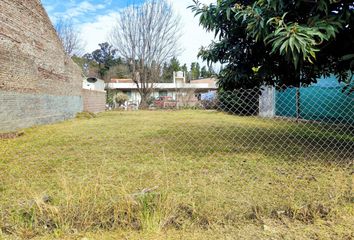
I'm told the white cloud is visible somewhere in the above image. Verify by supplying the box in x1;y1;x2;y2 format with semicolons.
47;0;109;25
78;0;216;67
171;0;215;66
65;1;106;18
79;12;119;51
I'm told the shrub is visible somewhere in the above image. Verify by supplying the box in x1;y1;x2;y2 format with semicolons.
218;90;259;116
147;96;156;106
116;93;129;106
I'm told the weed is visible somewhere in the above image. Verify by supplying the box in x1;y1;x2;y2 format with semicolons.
75;112;97;119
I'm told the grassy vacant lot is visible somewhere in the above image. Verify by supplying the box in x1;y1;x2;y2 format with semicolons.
0;110;353;239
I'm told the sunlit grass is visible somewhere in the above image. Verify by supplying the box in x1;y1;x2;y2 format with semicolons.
0;110;353;239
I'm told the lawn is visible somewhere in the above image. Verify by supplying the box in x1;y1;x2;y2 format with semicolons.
0;110;353;239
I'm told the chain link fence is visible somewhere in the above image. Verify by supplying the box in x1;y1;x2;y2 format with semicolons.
0;86;353;238
188;87;354;164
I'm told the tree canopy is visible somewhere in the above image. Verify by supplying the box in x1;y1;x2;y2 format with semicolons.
162;57;181;82
83;42;120;80
190;62;201;79
190;0;354;91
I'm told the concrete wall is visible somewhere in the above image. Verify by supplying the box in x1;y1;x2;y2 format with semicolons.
259;86;276;118
82;89;106;113
0;0;83;132
0;91;82;132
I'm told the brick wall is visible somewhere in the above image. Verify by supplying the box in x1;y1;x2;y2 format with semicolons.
0;0;83;132
82;89;106;113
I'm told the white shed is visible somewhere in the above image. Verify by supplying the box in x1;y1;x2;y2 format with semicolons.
82;77;105;91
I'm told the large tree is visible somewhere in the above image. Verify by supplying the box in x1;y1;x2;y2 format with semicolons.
109;0;182;108
55;18;85;56
190;0;354;91
84;42;120;80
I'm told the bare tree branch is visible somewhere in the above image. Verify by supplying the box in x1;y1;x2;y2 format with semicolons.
109;0;182;108
55;18;85;56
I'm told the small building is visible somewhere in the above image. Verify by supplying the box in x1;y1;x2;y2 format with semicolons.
82;77;106;113
106;71;217;108
83;77;105;91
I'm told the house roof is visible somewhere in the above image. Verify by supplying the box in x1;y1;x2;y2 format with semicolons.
107;78;218;91
110;78;134;83
190;78;217;84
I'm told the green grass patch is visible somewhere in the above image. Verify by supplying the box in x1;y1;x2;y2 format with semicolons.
0;110;353;239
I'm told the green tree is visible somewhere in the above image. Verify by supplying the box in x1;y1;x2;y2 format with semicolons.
190;62;201;80
181;64;188;73
162;57;181;82
200;65;215;78
200;66;208;78
85;42;120;81
181;63;190;82
190;0;354;90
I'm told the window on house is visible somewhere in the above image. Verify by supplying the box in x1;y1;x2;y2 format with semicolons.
123;91;132;98
159;91;168;97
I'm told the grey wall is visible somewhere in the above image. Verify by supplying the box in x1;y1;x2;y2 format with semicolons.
0;91;83;132
259;86;276;118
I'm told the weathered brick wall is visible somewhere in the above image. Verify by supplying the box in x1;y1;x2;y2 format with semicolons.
0;0;83;131
82;89;106;113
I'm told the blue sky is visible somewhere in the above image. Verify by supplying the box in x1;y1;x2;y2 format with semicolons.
41;0;215;66
42;0;144;23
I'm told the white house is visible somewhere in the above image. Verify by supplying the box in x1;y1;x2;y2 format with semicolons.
106;71;217;107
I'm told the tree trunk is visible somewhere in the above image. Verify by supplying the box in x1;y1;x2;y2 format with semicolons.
139;94;150;110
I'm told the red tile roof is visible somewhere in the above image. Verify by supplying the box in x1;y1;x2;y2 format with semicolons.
110;78;134;83
190;78;217;84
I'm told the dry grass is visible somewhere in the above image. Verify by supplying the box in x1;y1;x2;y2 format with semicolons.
0;110;353;239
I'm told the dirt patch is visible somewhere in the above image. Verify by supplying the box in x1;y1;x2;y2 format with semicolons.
0;131;24;140
283;204;332;223
247;203;333;224
162;204;211;230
